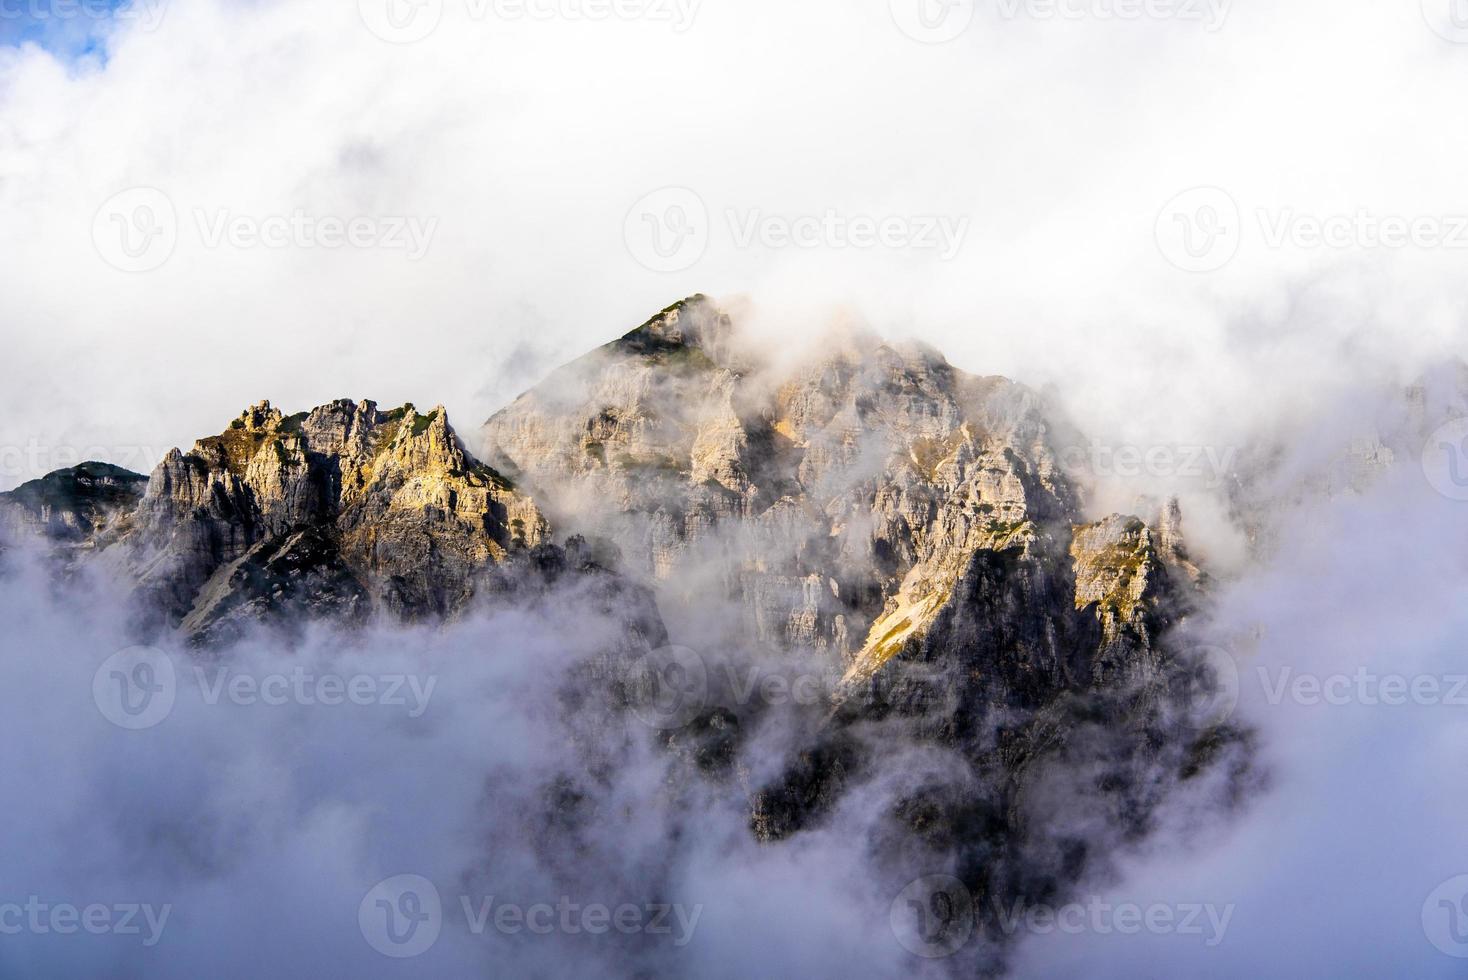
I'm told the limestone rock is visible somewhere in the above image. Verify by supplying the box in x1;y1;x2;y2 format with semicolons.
482;298;1249;938
484;296;1114;667
0;461;146;550
120;398;548;638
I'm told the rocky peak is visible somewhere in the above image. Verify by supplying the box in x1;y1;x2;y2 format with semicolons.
2;299;1250;970
0;461;146;547
481;301;1234;874
237;399;283;432
483;298;1184;689
612;294;737;368
118;399;549;640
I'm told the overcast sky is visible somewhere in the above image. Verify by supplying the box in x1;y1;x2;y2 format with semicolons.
2;0;1466;497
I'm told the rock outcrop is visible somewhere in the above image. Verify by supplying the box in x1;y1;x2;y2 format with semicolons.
124;398;550;639
5;297;1252;975
0;461;146;550
484;296;1246;964
2;400;560;643
483;295;1200;683
486;297;1096;658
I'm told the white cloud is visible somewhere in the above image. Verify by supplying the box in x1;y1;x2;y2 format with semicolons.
4;2;1468;974
1;0;1464;494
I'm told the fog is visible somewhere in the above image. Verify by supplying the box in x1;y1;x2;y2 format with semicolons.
1014;461;1468;977
3;0;1466;496
3;0;1468;975
0;545;932;977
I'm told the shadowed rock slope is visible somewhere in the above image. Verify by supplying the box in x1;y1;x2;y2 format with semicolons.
484;295;1201;686
2;400;570;645
3;298;1253;975
484;296;1250;970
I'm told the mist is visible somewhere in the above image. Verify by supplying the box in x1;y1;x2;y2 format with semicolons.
4;0;1468;494
0;541;941;977
1012;460;1468;977
3;0;1468;975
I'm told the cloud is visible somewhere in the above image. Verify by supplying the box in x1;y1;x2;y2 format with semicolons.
4;1;1468;975
0;541;942;977
0;493;1267;977
1010;462;1468;977
2;0;1466;501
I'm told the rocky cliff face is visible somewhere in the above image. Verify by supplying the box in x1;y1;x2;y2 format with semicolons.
0;461;146;550
4;297;1250;972
3;399;560;644
484;295;1198;679
126;398;549;638
483;297;1245;961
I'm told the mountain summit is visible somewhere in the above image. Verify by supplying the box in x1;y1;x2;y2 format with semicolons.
484;295;1196;687
0;297;1249;969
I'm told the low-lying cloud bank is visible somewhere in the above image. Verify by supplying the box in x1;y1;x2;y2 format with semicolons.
1012;461;1468;977
13;356;1468;977
0;545;934;977
3;410;1463;976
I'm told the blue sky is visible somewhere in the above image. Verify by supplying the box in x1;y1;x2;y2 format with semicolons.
0;0;138;57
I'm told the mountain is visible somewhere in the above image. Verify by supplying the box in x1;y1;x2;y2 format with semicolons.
481;296;1247;950
124;398;550;638
483;295;1201;706
1;398;646;646
0;460;146;548
0;296;1251;970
